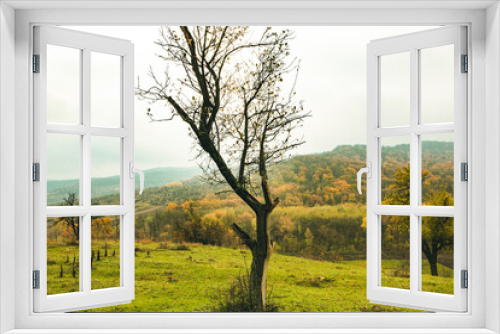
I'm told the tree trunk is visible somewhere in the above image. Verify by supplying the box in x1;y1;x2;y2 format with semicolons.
423;245;439;276
428;256;439;276
249;210;273;312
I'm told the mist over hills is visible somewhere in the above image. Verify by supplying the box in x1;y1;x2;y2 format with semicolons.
47;166;201;205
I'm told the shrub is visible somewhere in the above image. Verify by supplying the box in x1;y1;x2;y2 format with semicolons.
213;273;279;312
169;243;191;251
157;242;169;250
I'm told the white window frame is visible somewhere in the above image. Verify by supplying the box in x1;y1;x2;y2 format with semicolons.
1;1;499;333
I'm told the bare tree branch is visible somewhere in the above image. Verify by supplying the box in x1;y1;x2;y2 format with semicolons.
231;223;256;250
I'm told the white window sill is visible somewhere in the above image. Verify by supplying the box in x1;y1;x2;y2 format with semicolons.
3;329;498;334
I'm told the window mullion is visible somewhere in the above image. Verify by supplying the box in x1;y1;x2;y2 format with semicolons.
409;47;420;294
82;48;91;294
82;48;91;207
81;214;91;293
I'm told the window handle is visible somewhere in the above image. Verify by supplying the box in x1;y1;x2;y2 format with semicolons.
129;162;145;195
357;162;371;195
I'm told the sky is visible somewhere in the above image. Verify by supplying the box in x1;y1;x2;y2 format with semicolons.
47;25;451;180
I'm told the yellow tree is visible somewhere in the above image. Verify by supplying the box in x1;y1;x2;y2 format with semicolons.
382;165;451;276
421;189;454;276
91;217;115;241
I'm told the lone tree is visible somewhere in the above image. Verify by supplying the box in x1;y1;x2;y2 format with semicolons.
137;26;307;311
54;193;80;241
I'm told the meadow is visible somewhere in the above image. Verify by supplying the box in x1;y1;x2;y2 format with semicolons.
46;241;454;312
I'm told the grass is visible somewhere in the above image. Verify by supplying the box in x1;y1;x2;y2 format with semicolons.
47;242;79;295
47;240;122;294
46;241;454;312
381;259;454;294
91;241;121;290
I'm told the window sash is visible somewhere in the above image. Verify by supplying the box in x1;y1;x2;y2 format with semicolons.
366;26;468;312
32;25;135;313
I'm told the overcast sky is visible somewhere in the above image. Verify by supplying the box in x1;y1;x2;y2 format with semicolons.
48;25;449;180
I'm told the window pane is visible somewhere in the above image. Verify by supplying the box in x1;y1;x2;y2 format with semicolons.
421;216;454;294
92;215;121;290
381;136;410;205
47;217;80;295
422;133;454;206
47;133;80;206
380;52;410;127
91;136;121;205
47;44;80;124
420;45;454;124
91;52;121;128
381;215;410;289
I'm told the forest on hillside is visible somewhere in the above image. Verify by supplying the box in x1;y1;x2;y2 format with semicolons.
49;142;454;264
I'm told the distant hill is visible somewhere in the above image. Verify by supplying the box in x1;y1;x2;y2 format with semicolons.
269;141;453;206
48;142;453;206
47;166;201;205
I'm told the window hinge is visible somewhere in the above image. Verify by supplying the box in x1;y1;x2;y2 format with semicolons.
461;162;468;181
33;270;40;289
33;163;40;182
461;54;468;73
461;270;468;289
33;54;40;73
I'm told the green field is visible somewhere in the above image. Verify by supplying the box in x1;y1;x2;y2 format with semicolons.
47;241;454;312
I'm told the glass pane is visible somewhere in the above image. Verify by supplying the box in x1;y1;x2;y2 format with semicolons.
422;133;454;206
381;136;410;205
421;45;454;124
421;216;454;294
47;217;80;295
91;136;121;205
91;52;121;128
381;215;410;289
380;52;410;128
47;44;80;124
47;133;80;206
92;216;121;290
